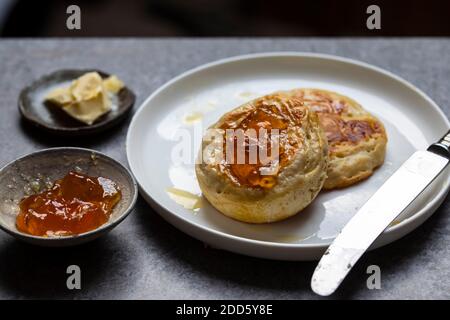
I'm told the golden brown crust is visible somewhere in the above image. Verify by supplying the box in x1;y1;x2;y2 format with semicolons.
285;88;387;189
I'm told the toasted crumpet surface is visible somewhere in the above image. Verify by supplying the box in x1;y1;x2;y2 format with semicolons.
285;88;387;189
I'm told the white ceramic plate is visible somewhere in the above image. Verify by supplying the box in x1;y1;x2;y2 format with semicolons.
127;53;450;261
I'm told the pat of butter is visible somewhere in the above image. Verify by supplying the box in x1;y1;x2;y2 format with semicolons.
183;111;203;125
103;75;124;94
63;72;111;125
45;72;124;125
166;187;203;211
45;87;72;105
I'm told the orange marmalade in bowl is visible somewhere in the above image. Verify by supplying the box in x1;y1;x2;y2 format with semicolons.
16;171;121;237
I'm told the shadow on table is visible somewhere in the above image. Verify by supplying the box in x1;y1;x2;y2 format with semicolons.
1;194;446;299
134;193;449;299
19;116;131;149
0;234;128;299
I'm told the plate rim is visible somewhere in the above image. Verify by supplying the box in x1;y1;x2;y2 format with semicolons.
126;51;450;251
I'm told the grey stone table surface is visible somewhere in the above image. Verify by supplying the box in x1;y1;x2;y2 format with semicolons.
0;38;449;300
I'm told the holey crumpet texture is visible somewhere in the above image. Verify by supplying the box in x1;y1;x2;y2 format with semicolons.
195;93;328;223
287;89;387;189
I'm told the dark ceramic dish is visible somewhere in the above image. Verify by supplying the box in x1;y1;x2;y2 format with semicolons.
0;147;138;247
18;69;135;136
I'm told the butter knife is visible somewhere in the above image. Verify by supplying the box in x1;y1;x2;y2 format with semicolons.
311;130;450;296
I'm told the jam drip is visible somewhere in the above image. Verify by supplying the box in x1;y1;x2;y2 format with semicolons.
16;171;121;237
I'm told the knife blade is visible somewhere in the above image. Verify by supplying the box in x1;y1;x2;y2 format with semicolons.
311;130;450;296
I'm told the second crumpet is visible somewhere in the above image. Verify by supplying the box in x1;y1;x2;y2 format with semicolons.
286;88;387;189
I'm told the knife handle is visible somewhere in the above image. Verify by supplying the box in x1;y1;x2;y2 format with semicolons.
428;130;450;159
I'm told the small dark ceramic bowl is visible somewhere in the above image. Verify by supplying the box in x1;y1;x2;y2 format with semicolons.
0;147;138;247
19;69;135;136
